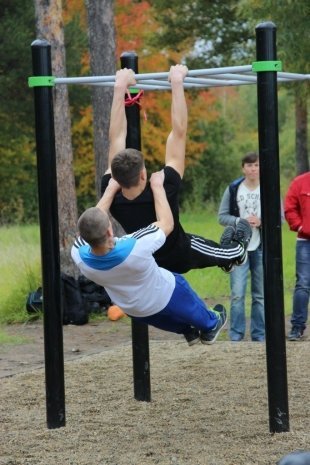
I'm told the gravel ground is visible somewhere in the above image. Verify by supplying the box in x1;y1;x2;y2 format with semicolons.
0;320;309;465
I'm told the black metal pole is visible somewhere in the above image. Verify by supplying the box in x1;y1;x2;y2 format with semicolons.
31;40;65;428
120;51;151;402
255;22;289;433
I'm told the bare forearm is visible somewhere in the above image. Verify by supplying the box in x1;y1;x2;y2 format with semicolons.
171;80;188;137
96;193;114;213
152;186;174;236
108;86;127;167
150;171;174;236
108;69;136;169
96;182;119;213
165;65;188;177
109;86;127;142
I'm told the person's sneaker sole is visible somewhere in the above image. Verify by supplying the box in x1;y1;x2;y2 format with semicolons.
236;250;248;266
184;328;200;346
220;226;237;273
221;263;235;273
201;319;227;345
187;336;201;346
287;326;304;341
220;225;235;246
201;305;227;345
234;219;252;249
288;335;303;341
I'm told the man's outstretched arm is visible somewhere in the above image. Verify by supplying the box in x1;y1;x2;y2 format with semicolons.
165;64;188;179
150;171;174;237
96;178;121;212
106;68;136;174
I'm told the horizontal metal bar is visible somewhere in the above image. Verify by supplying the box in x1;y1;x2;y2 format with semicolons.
277;72;310;80
53;67;309;88
54;65;253;85
88;82;207;90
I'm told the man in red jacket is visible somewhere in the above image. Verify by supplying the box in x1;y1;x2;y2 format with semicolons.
284;171;310;341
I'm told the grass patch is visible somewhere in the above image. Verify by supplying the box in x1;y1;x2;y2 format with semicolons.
0;215;296;330
0;224;41;324
0;326;30;345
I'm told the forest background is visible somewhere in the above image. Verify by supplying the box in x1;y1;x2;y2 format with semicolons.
0;0;308;327
0;0;309;228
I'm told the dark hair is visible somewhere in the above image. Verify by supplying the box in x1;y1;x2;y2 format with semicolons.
241;152;259;166
111;149;145;188
77;207;110;247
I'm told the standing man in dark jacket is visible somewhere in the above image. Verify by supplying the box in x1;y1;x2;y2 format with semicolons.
218;152;265;342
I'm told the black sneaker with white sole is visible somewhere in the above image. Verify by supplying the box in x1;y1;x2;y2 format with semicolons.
220;226;236;273
184;327;200;346
287;326;304;341
234;219;252;265
200;304;227;345
220;225;236;246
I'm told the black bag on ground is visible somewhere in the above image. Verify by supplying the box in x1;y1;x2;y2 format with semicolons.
26;287;43;313
61;273;89;325
26;278;87;325
78;275;112;315
26;275;111;324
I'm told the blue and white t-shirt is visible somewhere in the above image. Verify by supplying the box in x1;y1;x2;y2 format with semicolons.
71;225;176;317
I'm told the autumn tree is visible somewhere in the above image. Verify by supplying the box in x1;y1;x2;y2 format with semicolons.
34;0;78;275
149;0;309;175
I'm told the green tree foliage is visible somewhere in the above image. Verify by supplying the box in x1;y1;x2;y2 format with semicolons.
0;0;90;224
0;0;38;224
149;0;253;67
0;0;35;125
64;10;90;114
181;117;240;209
237;0;309;174
237;0;309;74
150;0;309;182
0;0;305;222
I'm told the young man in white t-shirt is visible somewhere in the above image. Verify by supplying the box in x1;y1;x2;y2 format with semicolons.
218;152;265;342
72;171;227;346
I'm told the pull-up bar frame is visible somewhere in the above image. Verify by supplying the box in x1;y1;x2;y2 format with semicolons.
31;21;291;432
29;63;309;90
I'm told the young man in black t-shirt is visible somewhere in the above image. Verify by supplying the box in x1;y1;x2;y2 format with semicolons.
100;66;251;274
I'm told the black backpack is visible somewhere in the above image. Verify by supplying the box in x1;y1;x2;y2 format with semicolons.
78;275;112;314
61;273;88;325
26;274;111;325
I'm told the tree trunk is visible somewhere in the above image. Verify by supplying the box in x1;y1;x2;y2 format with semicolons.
295;92;309;175
85;0;116;199
34;0;78;276
85;0;125;236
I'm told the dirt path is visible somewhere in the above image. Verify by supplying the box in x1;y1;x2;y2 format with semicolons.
0;318;181;378
0;320;309;465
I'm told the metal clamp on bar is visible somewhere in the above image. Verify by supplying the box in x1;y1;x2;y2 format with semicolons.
252;61;282;72
28;76;55;87
127;87;140;94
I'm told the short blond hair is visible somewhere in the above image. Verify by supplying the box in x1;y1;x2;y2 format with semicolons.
77;207;110;247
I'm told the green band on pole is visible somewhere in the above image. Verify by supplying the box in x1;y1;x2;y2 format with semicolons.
28;76;55;87
252;61;282;72
128;87;140;94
